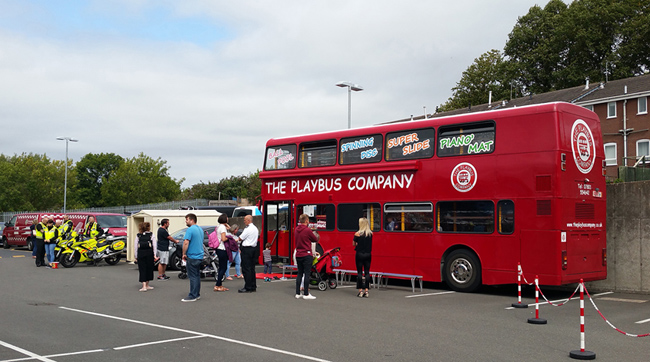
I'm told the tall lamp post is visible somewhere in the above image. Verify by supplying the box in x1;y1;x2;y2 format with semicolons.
336;81;363;129
56;137;78;213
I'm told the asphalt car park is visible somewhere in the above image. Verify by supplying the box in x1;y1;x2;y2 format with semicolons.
1;246;649;362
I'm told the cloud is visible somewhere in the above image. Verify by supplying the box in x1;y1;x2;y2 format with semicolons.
0;0;550;188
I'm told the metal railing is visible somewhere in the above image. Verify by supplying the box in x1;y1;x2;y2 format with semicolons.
1;199;210;222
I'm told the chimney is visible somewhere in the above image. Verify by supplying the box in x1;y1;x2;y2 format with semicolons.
488;91;492;108
624;85;628;94
585;77;590;90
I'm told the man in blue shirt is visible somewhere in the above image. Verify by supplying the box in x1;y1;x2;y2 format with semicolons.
181;213;204;302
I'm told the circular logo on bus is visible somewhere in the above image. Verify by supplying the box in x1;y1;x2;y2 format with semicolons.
451;162;477;192
571;119;596;174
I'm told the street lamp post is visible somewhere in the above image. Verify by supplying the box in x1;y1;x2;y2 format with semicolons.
336;81;363;129
56;137;78;213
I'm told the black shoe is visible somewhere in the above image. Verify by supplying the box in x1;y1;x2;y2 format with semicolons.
238;288;252;293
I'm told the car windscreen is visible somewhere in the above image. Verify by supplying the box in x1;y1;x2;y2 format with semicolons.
171;227;189;240
170;227;215;242
96;215;128;228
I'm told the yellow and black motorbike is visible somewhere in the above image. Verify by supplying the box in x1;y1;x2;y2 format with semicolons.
59;232;126;268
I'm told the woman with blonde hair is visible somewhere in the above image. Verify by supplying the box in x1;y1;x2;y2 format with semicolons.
354;217;373;298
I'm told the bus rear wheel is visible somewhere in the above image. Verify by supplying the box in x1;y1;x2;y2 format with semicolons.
445;250;481;292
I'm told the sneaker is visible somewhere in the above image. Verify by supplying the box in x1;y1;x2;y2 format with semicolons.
181;297;197;302
303;294;317;300
163;275;170;280
295;294;302;299
157;276;166;280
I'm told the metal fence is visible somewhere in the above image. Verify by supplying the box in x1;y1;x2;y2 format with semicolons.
1;199;211;222
618;165;650;182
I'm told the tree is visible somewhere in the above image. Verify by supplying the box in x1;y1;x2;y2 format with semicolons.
440;0;650;112
75;153;124;207
503;0;569;93
504;0;650;94
181;171;261;203
0;153;66;211
438;50;512;112
101;153;182;206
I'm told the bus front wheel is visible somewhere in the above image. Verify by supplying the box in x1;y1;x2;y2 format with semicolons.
445;250;481;292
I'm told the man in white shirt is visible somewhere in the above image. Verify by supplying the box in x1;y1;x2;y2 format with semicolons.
238;215;259;293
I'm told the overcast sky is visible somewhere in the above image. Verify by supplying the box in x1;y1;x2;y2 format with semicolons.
0;0;552;188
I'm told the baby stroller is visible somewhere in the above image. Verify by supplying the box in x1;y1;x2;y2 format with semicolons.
178;244;219;281
310;247;342;291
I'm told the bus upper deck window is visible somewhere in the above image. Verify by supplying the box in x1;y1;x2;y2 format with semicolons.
340;134;383;165
437;121;495;157
299;140;337;168
265;145;297;170
385;128;435;161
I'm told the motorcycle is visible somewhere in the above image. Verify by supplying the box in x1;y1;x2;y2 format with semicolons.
59;232;126;268
54;230;82;262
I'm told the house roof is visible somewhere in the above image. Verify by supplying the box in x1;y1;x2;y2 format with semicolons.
387;73;650;124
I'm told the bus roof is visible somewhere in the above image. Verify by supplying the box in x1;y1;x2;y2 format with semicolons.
265;102;593;145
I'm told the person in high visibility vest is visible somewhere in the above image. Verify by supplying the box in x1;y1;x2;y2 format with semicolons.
34;217;47;267
60;215;74;239
43;219;59;268
84;216;103;239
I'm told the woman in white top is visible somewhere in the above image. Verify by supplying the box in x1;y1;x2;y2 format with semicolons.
214;214;230;292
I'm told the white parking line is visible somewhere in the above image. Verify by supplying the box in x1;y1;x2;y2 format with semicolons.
113;335;206;350
0;340;57;362
405;291;456;298
2;348;105;362
635;318;650;324
59;306;331;362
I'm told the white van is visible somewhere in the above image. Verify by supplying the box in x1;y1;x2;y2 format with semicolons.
232;206;262;218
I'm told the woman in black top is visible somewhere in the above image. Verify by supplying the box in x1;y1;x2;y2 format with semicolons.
353;217;373;298
135;222;157;292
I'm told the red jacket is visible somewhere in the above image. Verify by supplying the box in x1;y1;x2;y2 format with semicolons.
295;224;317;258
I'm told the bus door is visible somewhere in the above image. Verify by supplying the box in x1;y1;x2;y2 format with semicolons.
263;201;293;264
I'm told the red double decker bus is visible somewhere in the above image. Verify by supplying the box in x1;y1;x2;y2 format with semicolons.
260;102;607;292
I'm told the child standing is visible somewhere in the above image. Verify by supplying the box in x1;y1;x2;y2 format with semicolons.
263;243;272;282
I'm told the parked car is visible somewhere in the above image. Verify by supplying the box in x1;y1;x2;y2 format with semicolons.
167;225;217;270
3;213;64;250
67;213;128;236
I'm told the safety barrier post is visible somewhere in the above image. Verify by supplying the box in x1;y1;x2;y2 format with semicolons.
569;280;595;360
527;276;547;324
511;263;528;308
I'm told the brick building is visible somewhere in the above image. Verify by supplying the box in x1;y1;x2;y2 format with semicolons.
395;73;650;181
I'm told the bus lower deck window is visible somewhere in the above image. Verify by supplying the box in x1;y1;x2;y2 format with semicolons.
384;203;434;232
437;201;494;233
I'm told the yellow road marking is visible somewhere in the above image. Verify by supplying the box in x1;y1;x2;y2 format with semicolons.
13;255;26;258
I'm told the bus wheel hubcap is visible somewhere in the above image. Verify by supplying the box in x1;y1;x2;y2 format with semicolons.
451;258;472;284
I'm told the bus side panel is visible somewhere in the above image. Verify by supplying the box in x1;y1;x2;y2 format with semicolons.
563;231;607;283
520;229;562;284
414;234;442;282
369;232;416;275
